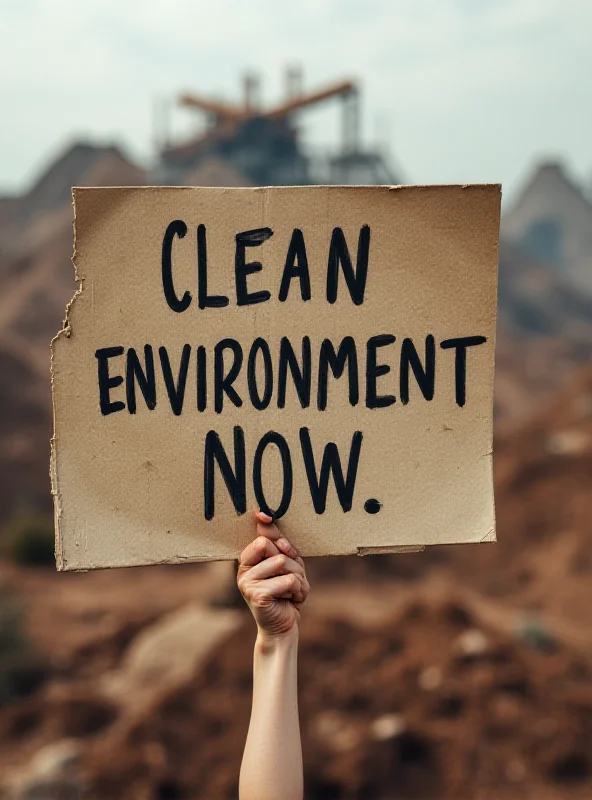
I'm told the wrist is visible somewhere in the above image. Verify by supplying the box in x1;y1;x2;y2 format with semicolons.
256;626;299;653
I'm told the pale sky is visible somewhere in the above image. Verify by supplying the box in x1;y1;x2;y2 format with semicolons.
1;0;591;199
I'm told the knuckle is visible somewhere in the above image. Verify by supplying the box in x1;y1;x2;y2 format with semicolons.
276;554;287;569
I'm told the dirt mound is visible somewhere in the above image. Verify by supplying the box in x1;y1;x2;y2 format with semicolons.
311;367;592;641
0;139;591;798
495;242;592;427
0;143;147;525
0;369;590;798
78;593;592;800
419;367;592;628
0;142;146;247
0;346;52;515
447;367;592;629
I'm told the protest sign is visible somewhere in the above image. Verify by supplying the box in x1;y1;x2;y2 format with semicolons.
51;185;500;570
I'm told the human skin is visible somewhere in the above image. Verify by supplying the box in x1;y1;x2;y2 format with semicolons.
238;511;310;800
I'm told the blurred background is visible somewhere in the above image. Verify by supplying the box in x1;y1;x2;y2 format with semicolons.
0;0;591;797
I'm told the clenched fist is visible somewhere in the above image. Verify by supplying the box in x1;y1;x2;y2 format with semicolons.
237;511;310;638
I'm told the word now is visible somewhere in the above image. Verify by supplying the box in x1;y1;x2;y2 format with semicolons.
94;334;487;417
204;426;366;521
162;222;371;310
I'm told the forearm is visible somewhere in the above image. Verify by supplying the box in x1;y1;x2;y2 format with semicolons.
239;627;303;800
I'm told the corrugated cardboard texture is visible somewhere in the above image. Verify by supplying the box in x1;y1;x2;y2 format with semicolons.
51;185;500;570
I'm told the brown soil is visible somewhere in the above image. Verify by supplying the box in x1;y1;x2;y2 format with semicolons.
0;145;591;799
0;370;590;799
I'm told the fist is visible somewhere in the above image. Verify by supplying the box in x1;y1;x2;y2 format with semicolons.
237;512;309;638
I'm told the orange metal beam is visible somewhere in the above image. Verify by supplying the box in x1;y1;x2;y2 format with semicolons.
179;79;358;126
265;80;357;119
179;93;247;122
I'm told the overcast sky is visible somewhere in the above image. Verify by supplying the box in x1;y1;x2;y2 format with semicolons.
1;0;590;199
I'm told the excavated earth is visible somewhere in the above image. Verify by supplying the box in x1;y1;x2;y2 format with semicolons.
0;146;591;798
0;369;589;799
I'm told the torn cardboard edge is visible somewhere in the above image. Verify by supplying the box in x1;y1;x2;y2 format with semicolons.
50;189;83;571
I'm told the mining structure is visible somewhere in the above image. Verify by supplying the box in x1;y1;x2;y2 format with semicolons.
154;69;399;187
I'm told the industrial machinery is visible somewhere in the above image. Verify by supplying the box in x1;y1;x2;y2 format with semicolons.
154;69;399;187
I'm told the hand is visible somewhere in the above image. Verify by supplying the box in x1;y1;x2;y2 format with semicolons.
238;511;309;639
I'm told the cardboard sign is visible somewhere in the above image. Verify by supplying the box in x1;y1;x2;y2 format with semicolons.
51;185;500;570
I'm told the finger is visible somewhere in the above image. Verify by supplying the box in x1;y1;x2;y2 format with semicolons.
255;510;284;543
239;535;280;567
256;521;281;543
291;572;309;602
266;573;306;603
295;577;310;604
276;536;301;560
246;553;304;582
249;573;303;602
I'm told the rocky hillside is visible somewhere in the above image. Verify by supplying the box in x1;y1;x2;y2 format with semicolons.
495;242;592;427
0;143;147;521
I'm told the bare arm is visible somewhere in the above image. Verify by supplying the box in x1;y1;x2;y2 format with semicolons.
238;511;309;800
